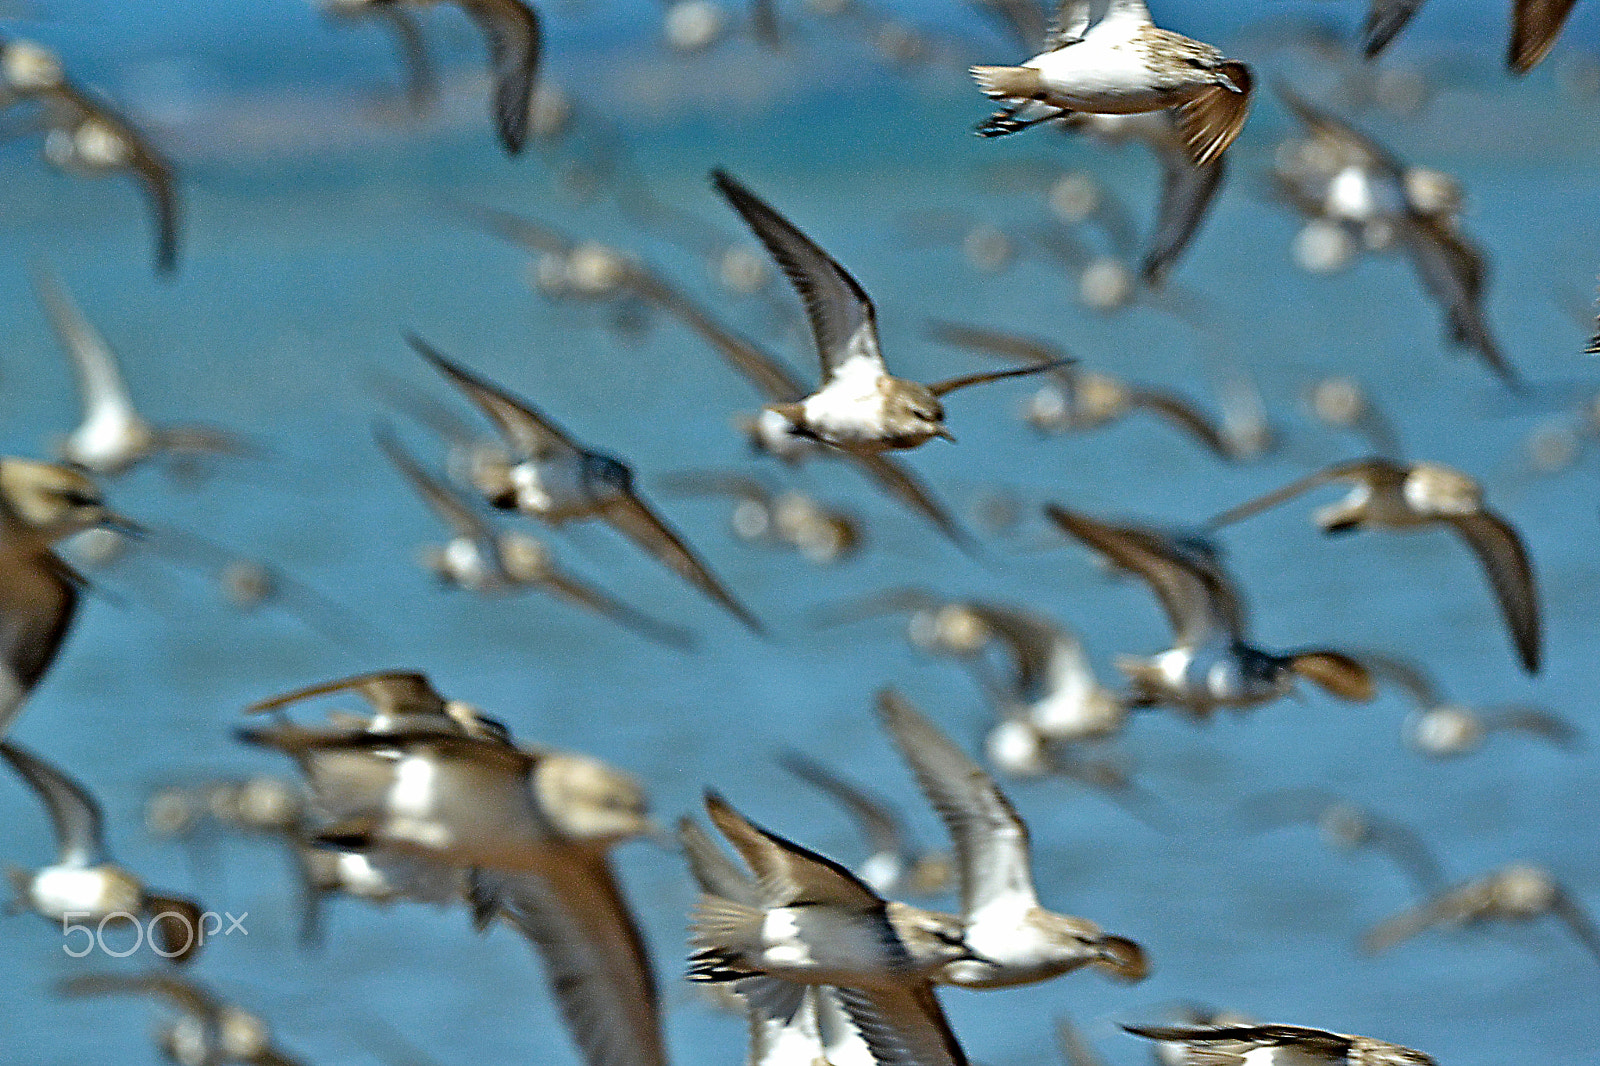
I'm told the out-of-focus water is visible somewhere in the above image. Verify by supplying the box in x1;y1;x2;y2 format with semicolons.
2;2;1599;1064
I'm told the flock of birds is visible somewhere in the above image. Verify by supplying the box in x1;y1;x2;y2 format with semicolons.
2;0;1599;1065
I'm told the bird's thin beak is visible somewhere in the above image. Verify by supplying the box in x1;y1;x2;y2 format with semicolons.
935;427;957;444
103;513;146;540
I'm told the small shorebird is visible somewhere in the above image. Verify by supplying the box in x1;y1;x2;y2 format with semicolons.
1206;457;1542;674
0;458;138;739
1303;376;1403;460
688;791;976;1066
712;169;1068;453
778;749;954;897
875;690;1150;988
2;741;205;962
1273;83;1518;389
62;973;304;1066
1058;110;1228;284
1;37;179;273
1048;506;1375;714
1236;787;1446;894
377;428;697;648
412;335;763;632
928;321;1233;457
1361;652;1579;757
969;0;1252;166
1123;1023;1436;1066
661;471;863;565
35;266;245;477
321;0;438;117
1362;862;1600;965
322;0;540;153
240;688;669;1066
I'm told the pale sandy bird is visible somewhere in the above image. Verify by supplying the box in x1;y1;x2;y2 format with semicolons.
661;471;863;564
2;741;205;962
713;169;1068;453
413;335;763;632
322;0;540;153
240;690;668;1066
0;458;138;739
1236;787;1445;894
875;690;1150;988
1273;83;1519;390
377;427;696;648
688;791;976;1066
62;973;304;1066
1207;457;1542;674
0;37;179;272
1058;110;1228;284
1362;0;1583;73
1123;1023;1436;1066
928;321;1233;458
779;750;954;897
35;266;246;477
1361;652;1579;757
1303;376;1402;460
1362;862;1600;965
1048;506;1375;715
970;0;1252;166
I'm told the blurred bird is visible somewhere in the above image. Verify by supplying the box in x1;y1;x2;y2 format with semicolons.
62;973;304;1066
34;265;246;477
413;335;763;632
0;37;179;273
970;0;1252;166
1273;83;1519;390
1361;652;1579;756
321;0;439;117
928;321;1234;457
660;471;863;564
1361;0;1583;73
1207;457;1542;674
2;741;205;962
377;427;697;648
322;0;540;153
1236;787;1446;894
1048;506;1375;715
1124;1022;1436;1066
1303;376;1402;460
713;169;1068;453
1362;862;1600;966
875;690;1150;988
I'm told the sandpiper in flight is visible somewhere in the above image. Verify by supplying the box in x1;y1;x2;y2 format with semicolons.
1206;457;1542;674
712;169;1069;453
969;0;1253;166
62;973;304;1066
1123;1022;1437;1066
411;335;763;632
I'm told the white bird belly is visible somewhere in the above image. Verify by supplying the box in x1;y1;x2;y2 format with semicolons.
29;865;140;917
512;458;592;518
1029;42;1174;112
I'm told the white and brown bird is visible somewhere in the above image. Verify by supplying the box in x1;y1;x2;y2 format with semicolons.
1362;862;1600;966
1361;652;1578;757
660;471;863;565
970;0;1252;166
1273;83;1519;390
3;741;205;962
0;37;179;273
712;169;1068;454
322;0;540;153
377;427;697;649
928;321;1234;457
1049;506;1375;715
412;335;762;632
1123;1023;1436;1066
0;459;137;739
875;690;1150;989
61;973;304;1066
35;265;245;477
1207;457;1541;674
